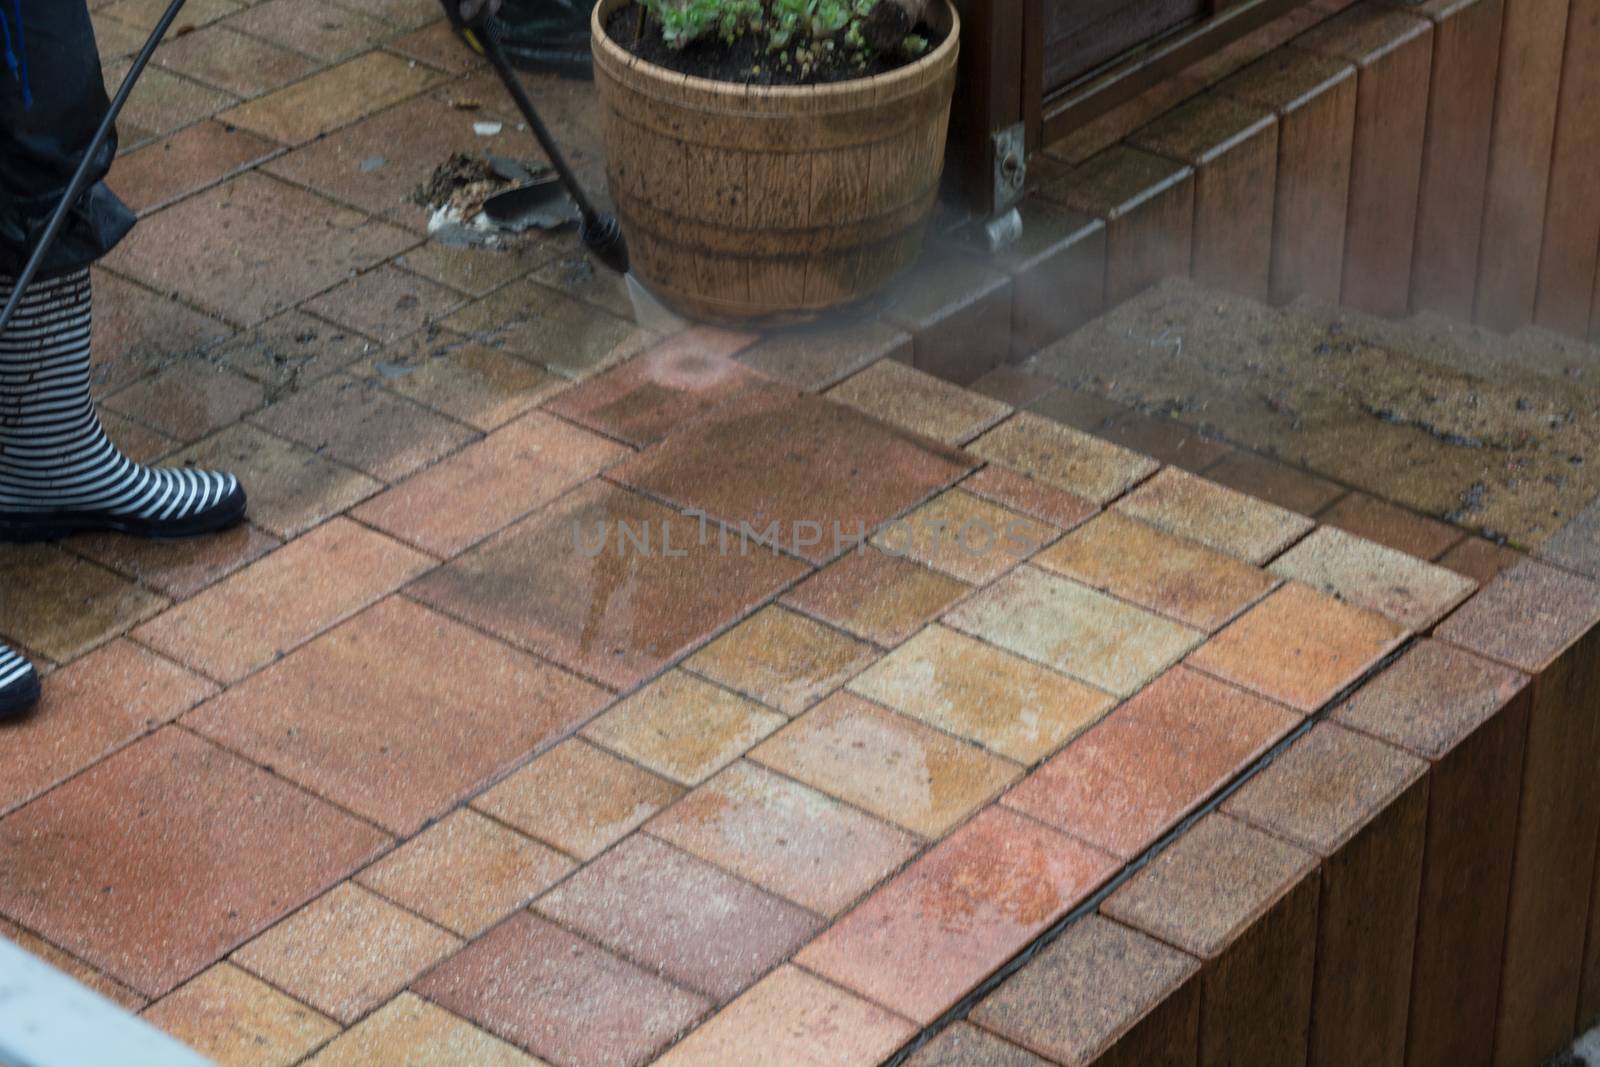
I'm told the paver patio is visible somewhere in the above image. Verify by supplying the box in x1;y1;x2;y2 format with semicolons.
5;2;1600;1066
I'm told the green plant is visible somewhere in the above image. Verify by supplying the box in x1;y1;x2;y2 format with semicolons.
639;0;928;62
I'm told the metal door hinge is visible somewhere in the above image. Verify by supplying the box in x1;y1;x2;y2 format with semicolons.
993;122;1027;215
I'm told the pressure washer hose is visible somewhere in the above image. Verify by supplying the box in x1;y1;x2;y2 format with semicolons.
446;3;630;274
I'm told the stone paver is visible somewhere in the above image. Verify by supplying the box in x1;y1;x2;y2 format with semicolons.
1188;581;1407;712
1115;466;1315;563
1036;510;1278;631
415;912;710;1067
232;883;461;1025
781;547;970;647
0;729;387;997
582;671;786;786
796;807;1119;1024
355;809;574;938
653;965;915;1067
646;760;920;917
827;360;1012;445
874;490;1057;585
408;480;806;690
473;738;683;861
969;412;1159;503
970;914;1201;1065
0;640;216;815
105;172;417;326
750;692;1022;838
302;993;543;1067
1003;667;1298;859
946;566;1205;696
612;387;974;563
8;19;1594;1065
848;625;1114;763
685;607;878;716
187;597;607;833
141;963;340;1067
1269;525;1476;628
534;834;822;1002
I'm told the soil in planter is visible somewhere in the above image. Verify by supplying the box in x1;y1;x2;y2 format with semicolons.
604;3;947;86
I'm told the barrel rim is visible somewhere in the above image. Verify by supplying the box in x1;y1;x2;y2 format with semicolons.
590;0;961;106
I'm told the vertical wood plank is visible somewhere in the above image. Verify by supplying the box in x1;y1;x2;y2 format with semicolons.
1296;6;1434;317
1476;0;1573;331
1435;562;1600;1067
1400;0;1507;322
1220;48;1358;306
1036;144;1196;305
1130;93;1280;303
1533;0;1600;336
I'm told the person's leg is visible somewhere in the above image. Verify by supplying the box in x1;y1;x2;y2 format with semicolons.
1;0;134;278
0;643;39;721
0;270;245;540
0;2;243;540
0;2;239;721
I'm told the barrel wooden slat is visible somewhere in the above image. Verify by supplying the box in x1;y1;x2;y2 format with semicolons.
592;0;960;323
616;190;937;258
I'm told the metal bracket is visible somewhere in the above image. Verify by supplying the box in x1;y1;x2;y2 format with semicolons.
992;121;1027;216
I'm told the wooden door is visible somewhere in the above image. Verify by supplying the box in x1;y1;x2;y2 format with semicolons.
1043;0;1207;93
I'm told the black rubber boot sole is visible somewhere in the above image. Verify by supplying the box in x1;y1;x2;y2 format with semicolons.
0;669;40;723
0;483;247;544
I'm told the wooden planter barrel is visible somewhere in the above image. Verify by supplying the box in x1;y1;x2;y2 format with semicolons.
591;0;960;324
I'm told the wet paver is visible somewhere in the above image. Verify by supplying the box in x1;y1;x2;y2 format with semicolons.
750;692;1022;838
0;728;387;997
795;807;1119;1024
407;481;806;690
7;16;1597;1064
139;963;340;1067
1114;466;1316;564
946;566;1205;696
231;882;462;1025
645;760;921;917
415;912;710;1067
612;388;975;563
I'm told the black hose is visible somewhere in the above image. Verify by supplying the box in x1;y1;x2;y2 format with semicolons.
0;0;189;335
456;9;630;274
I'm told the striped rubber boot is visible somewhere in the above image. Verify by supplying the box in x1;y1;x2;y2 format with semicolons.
0;270;246;542
0;644;39;720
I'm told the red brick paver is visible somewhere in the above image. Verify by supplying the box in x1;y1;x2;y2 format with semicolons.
0;728;387;997
6;17;1596;1063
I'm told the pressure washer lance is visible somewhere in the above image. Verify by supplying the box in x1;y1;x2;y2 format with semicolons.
444;2;630;275
0;0;191;336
